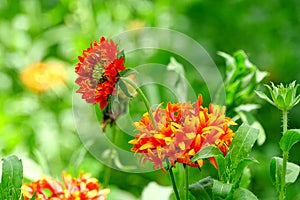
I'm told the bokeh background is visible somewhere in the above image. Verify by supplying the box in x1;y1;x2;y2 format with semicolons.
0;0;300;199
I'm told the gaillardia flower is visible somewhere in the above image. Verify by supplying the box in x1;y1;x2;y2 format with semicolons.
75;37;126;109
22;171;109;200
129;95;235;170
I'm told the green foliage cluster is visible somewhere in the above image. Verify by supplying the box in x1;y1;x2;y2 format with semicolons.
190;124;259;200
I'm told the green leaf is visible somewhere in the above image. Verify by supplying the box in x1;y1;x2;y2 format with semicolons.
280;129;300;152
217;51;235;68
285;89;293;107
234;50;248;66
117;50;125;59
286;162;300;184
240;167;251;188
189;177;213;200
166;57;187;101
270;157;300;192
212;180;232;198
227;123;259;169
270;157;281;191
214;155;226;181
118;79;132;98
217;51;235;82
291;95;300;107
0;155;23;199
255;69;269;83
255;90;274;106
233;158;258;185
192;146;223;162
276;95;286;109
234;104;261;112
166;57;185;76
237;111;266;145
233;187;258;200
31;193;37;200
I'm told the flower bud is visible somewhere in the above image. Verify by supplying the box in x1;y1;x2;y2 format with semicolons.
256;81;300;111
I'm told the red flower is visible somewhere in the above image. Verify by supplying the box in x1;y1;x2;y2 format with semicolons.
22;171;109;200
75;37;126;109
129;95;236;170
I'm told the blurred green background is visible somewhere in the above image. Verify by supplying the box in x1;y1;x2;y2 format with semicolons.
0;0;300;199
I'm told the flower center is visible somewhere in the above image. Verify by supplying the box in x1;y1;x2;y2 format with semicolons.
92;63;107;84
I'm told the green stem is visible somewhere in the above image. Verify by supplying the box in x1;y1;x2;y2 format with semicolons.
280;151;288;200
279;109;288;200
121;77;157;129
169;166;181;200
282;109;288;134
185;166;189;200
103;126;117;188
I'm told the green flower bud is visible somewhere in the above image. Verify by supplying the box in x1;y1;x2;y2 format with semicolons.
255;81;300;111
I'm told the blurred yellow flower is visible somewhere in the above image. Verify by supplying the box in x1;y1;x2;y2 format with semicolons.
126;19;145;30
20;61;67;92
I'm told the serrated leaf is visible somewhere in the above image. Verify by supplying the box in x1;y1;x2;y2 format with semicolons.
280;129;300;152
233;187;258;200
1;155;23;199
189;177;213;200
212;180;232;198
228;123;259;169
192;146;223;162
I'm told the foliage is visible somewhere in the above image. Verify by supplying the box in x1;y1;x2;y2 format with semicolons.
0;155;32;200
189;123;259;200
257;82;300;199
218;50;268;145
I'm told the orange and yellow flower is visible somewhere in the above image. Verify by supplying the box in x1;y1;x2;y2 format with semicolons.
20;61;67;92
75;37;126;109
129;95;236;170
22;171;109;200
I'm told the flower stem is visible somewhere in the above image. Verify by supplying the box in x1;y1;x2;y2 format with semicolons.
279;109;288;200
169;166;181;200
280;151;288;200
185;166;189;200
103;126;118;188
121;77;157;129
